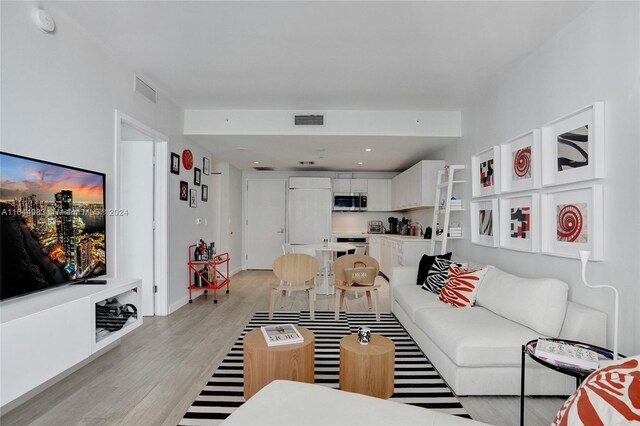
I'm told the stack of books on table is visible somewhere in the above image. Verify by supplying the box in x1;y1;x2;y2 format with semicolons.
447;227;463;237
534;338;599;371
260;324;304;347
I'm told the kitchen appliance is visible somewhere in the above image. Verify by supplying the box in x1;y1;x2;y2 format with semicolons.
388;217;399;234
288;178;332;244
368;220;384;234
333;193;367;212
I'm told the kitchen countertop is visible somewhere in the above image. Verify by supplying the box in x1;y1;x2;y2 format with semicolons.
332;232;431;242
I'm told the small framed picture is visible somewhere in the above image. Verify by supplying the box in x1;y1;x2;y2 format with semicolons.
179;181;188;201
500;130;541;193
189;189;197;208
470;198;499;247
201;184;208;202
170;152;180;175
194;167;201;186
541;184;603;260
499;194;540;252
541;102;604;187
203;157;210;175
472;146;501;198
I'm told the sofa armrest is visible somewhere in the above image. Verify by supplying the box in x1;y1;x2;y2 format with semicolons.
389;266;418;301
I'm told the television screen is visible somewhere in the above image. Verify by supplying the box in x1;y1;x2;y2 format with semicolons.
0;152;107;301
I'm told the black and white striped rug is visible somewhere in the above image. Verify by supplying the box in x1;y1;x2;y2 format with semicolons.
179;311;470;425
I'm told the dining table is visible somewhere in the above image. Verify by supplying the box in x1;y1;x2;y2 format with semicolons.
293;243;357;295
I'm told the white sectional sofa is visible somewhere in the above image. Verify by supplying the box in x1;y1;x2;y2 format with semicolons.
390;265;607;396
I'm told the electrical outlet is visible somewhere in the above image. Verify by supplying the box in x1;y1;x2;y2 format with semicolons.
196;218;202;225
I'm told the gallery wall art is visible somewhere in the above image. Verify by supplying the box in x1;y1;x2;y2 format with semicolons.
470;199;499;247
541;185;603;261
472;146;501;197
499;194;540;252
541;102;604;187
500;130;541;193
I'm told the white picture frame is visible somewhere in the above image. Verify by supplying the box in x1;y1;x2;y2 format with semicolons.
541;184;603;261
541;102;605;187
499;194;540;252
470;198;499;247
472;146;501;197
500;130;541;193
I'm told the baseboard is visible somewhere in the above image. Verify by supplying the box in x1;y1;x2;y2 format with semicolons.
230;267;242;276
168;294;192;314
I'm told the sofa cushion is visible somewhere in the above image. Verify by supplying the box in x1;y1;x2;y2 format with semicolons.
423;257;464;294
438;266;489;308
416;252;452;286
475;267;568;337
414;306;541;367
394;284;453;321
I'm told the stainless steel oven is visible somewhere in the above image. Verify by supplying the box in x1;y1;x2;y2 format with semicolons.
333;193;367;211
335;236;369;257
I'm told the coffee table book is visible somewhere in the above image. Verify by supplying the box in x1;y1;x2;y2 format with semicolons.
534;338;599;370
260;324;304;346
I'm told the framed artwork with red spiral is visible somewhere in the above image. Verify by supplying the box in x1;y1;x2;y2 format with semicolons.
500;130;541;193
541;185;603;261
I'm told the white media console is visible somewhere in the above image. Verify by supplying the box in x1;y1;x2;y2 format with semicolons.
0;279;142;410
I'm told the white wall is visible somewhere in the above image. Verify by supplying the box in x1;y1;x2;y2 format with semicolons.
1;2;214;314
433;2;640;354
211;160;243;274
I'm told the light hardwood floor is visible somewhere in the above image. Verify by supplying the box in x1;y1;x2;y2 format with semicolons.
1;271;565;426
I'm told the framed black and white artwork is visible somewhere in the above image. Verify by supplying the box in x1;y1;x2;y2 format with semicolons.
170;152;180;175
189;189;197;208
541;103;604;187
194;167;201;186
201;184;208;202
470;199;499;247
203;157;210;175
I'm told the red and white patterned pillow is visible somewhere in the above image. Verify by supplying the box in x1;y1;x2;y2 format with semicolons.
438;265;488;307
552;355;640;426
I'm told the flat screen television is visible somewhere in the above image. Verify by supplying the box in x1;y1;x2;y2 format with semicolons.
0;152;107;301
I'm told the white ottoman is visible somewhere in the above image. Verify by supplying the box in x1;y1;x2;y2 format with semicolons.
222;380;487;425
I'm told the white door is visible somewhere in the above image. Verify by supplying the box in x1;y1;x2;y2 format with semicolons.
118;141;155;315
246;180;286;269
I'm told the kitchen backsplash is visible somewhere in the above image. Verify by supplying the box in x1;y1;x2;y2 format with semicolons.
332;209;435;235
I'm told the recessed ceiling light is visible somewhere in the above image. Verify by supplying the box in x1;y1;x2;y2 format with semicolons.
236;147;247;151
365;148;372;152
357;162;363;165
253;161;259;164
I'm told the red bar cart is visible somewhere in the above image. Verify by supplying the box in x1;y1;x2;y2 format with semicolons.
187;245;230;304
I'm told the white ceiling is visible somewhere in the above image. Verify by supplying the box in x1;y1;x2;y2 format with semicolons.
53;1;594;171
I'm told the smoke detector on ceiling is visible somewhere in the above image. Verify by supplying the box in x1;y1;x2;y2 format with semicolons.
33;9;55;33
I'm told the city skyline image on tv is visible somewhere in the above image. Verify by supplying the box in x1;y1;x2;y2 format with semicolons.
0;152;107;300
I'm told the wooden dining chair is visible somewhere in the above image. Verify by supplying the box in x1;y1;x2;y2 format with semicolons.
333;254;381;321
271;253;318;320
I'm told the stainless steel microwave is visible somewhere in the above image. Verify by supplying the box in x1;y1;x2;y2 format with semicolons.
333;193;367;211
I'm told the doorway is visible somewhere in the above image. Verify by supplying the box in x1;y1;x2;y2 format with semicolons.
245;179;287;269
115;111;168;316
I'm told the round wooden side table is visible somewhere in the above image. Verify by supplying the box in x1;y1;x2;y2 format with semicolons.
243;326;315;400
339;333;395;399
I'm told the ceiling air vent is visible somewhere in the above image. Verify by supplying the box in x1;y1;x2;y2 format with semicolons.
294;115;324;126
299;161;315;165
253;166;274;171
134;74;157;104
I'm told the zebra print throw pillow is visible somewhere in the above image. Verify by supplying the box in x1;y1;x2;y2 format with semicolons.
422;257;463;294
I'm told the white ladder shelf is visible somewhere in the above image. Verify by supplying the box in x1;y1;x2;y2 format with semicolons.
429;165;466;255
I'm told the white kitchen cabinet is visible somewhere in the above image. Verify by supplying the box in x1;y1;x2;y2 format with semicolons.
390;160;445;211
332;178;367;193
290;177;331;189
372;235;431;278
366;179;391;211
